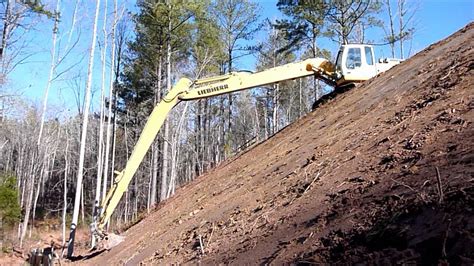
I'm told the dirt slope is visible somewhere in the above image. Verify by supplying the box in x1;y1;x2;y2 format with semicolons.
87;23;474;265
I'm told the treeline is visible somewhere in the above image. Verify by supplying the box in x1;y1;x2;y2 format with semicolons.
0;0;416;248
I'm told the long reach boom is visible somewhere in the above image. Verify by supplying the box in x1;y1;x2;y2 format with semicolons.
89;42;403;250
91;58;336;248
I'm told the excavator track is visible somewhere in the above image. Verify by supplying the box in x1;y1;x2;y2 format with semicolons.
312;83;356;110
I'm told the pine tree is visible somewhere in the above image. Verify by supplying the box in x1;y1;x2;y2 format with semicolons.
324;0;382;44
256;20;297;136
276;0;326;57
211;0;260;157
116;0;195;207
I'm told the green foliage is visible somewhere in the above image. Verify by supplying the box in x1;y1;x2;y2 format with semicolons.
324;0;383;44
0;173;21;227
382;0;415;52
257;20;296;70
20;0;56;19
276;0;326;56
118;0;197;121
277;0;383;47
211;0;261;72
191;1;225;77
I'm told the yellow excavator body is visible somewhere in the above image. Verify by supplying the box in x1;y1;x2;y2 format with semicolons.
88;44;402;250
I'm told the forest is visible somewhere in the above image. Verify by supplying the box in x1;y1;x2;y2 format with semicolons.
0;0;417;249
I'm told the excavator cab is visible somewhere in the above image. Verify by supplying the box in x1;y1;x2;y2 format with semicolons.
334;44;403;88
335;44;378;87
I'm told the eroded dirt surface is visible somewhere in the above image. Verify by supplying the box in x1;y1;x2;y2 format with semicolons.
85;23;474;265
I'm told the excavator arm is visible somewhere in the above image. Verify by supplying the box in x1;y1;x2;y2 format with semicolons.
91;57;336;248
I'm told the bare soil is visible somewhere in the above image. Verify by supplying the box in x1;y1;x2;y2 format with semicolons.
80;22;473;264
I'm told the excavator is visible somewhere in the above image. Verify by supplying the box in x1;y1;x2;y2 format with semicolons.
85;43;402;252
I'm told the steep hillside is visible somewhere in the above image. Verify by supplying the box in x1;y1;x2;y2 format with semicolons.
86;23;473;264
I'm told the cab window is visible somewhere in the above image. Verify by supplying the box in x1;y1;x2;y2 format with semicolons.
365;46;374;65
346;48;361;69
335;50;343;69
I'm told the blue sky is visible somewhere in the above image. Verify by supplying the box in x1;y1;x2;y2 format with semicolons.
255;0;473;62
5;0;473;117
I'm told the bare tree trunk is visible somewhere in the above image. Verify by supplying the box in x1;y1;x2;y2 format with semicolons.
385;0;396;57
124;190;129;224
272;84;279;134
133;176;138;220
168;103;189;198
161;103;170;201
91;0;108;248
110;89;118;186
398;0;405;59
30;159;45;238
103;0;118;205
263;99;268;139
151;55;162;207
80;180;84;223
66;0;81;46
0;0;12;61
67;0;101;257
147;155;152;212
254;100;261;142
204;99;211;171
110;7;126;193
160;9;172;201
38;0;61;146
19;154;26;208
195;101;202;176
218;96;225;161
298;78;303;117
271;52;278;134
226;55;233;154
150;140;159;206
123;110;130;223
97;2;108;179
20;159;37;247
62;127;69;246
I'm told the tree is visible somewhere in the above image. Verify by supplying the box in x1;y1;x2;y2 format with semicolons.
383;0;416;58
211;0;260;157
0;172;21;227
0;0;54;82
189;4;224;176
384;0;397;57
324;0;382;45
109;12;129;212
116;0;196;209
67;0;101;257
37;0;61;146
101;0;120;218
94;0;109;229
256;19;297;136
397;0;416;59
276;0;326;57
276;0;327;100
62;124;70;246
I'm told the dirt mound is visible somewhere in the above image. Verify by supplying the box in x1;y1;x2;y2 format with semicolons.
85;23;474;264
